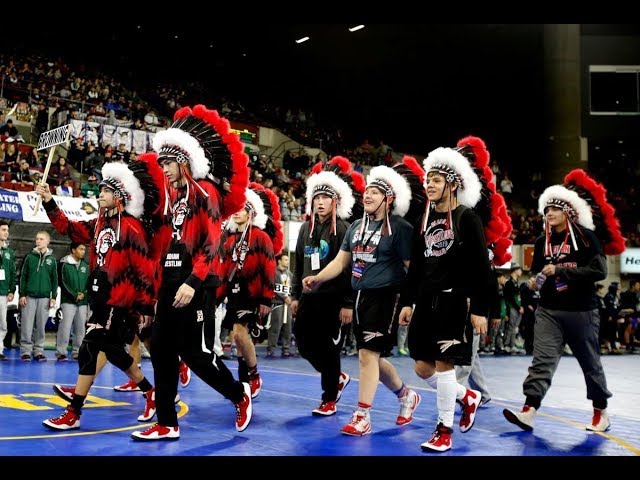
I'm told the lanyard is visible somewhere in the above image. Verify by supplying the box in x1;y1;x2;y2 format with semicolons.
546;228;570;264
356;219;383;253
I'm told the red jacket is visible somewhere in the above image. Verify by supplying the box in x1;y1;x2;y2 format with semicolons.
216;226;275;307
161;180;222;290
45;199;157;315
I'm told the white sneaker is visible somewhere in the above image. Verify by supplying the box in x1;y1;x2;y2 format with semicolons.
340;410;372;436
503;405;536;432
586;408;611;432
396;389;421;426
336;372;350;402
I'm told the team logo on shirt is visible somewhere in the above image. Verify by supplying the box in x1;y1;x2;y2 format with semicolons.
171;198;190;240
95;227;116;266
423;218;454;258
303;240;330;260
319;240;329;260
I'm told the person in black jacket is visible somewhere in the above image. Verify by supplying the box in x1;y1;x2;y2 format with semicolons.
291;157;362;417
503;169;626;434
399;146;492;452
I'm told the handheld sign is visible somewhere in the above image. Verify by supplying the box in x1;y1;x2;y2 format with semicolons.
33;124;71;215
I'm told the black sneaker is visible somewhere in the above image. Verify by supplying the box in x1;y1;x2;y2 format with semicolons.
34;354;47;362
0;354;7;361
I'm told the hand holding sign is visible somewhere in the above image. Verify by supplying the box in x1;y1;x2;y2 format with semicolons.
32;124;71;215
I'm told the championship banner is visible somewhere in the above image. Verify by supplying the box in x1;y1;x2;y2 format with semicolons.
0;189;22;220
132;129;148;154
101;125;117;148
69;120;85;142
116;127;133;151
13;190;98;223
85;122;101;145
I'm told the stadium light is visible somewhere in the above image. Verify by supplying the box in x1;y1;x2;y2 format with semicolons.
296;36;310;44
348;25;365;32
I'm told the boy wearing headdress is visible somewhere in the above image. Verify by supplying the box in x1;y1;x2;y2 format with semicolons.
503;169;625;433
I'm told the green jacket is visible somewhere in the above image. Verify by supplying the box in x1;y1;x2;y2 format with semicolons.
58;254;89;305
20;248;58;299
0;243;16;296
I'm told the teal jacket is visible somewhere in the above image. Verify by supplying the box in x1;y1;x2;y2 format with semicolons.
58;254;89;305
19;248;58;299
0;243;16;296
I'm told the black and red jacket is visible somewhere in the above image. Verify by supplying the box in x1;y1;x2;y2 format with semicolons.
44;199;157;316
216;225;275;308
161;180;222;291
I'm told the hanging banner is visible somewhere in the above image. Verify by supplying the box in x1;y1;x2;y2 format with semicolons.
0;189;99;223
0;189;22;220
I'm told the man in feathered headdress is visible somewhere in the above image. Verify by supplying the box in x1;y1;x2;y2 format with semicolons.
303;160;424;436
398;139;501;452
217;182;282;400
132;104;252;441
503;169;625;434
291;156;363;416
37;154;163;431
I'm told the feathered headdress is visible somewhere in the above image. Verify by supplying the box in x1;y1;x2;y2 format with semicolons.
539;169;625;256
423;147;482;209
305;156;364;237
99;152;166;242
420;137;513;266
456;136;513;266
152;104;249;219
363;164;415;236
392;155;428;227
228;181;284;256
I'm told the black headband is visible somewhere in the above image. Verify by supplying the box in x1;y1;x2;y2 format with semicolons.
368;179;394;198
429;164;463;188
99;178;130;204
312;184;338;199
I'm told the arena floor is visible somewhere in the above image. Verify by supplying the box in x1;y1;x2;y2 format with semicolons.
0;347;638;459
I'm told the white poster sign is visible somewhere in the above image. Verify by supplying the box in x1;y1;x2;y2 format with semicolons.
16;190;99;223
620;248;639;273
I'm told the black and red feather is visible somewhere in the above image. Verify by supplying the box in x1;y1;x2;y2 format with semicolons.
564;169;626;255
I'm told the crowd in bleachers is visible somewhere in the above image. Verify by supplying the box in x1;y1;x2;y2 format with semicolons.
3;51;640;250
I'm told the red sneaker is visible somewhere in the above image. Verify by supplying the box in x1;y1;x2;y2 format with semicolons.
131;423;180;441
421;423;453;452
179;361;191;388
340;410;372;436
137;387;156;422
52;384;74;403
249;374;262;399
458;388;481;433
336;372;350;402
235;382;253;432
312;401;337;416
114;379;141;392
43;406;80;431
